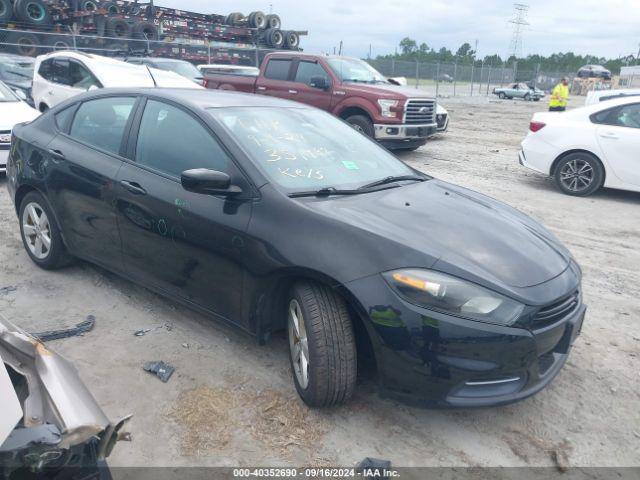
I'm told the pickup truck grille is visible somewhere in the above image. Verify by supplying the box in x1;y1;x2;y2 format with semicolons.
404;99;436;125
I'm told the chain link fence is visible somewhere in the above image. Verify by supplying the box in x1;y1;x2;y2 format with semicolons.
367;58;576;97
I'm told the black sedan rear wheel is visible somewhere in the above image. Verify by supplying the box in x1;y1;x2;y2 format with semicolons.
554;152;604;196
19;191;72;269
287;281;357;407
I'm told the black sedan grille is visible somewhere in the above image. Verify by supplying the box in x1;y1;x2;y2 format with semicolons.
404;100;436;125
533;291;580;328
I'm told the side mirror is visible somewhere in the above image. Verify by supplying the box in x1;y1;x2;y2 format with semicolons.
309;76;329;90
13;89;27;101
181;169;242;196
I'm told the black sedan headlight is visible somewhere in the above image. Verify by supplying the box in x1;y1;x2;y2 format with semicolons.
383;269;524;326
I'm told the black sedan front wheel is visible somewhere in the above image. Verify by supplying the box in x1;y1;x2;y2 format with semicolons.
287;281;357;407
554;152;604;196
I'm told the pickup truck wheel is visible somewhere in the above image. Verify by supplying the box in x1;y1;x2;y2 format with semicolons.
498;92;506;99
287;281;357;407
345;115;374;138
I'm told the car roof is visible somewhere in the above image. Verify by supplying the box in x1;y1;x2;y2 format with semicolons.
75;87;309;110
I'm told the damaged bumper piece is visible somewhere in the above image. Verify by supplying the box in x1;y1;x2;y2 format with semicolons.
0;314;130;478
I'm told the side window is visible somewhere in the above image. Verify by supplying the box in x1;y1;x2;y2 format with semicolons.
294;61;329;86
54;105;77;132
135;100;231;178
52;59;71;85
69;61;100;89
69;97;136;155
592;104;640;129
38;59;54;81
264;59;292;81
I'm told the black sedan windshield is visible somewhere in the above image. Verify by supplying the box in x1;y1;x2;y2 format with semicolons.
209;107;414;192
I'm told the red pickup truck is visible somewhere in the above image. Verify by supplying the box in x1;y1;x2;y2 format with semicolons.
203;53;438;151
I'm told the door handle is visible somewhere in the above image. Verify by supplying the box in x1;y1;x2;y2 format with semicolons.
288;89;298;94
48;149;65;161
120;180;147;195
599;132;618;140
257;86;267;91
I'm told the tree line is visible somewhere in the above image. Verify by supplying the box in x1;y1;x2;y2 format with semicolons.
374;37;635;74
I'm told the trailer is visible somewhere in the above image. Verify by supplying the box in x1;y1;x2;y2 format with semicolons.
0;0;307;63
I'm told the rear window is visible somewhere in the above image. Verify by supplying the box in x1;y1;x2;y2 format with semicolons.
264;59;292;81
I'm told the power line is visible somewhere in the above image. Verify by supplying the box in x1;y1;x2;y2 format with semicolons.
508;3;529;59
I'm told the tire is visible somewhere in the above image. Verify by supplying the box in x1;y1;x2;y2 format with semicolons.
7;31;40;56
345;114;374;138
266;13;281;29
101;1;120;14
554;152;604;197
248;10;266;29
498;92;506;99
225;12;244;26
287;281;357;407
14;0;52;26
19;191;72;270
534;98;540;102
46;35;73;51
0;0;13;22
81;0;99;11
105;18;131;39
524;93;531;101
132;21;158;41
283;30;299;49
265;28;284;48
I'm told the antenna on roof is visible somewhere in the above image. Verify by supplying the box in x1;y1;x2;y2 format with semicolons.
145;65;158;87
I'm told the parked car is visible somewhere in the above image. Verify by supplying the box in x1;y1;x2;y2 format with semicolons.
199;64;260;77
32;51;202;112
123;57;205;85
585;88;640;106
520;97;639;196
0;314;130;478
493;83;545;101
6;88;585;408
204;52;438;151
577;64;612;80
0;81;39;175
0;54;35;106
438;73;454;83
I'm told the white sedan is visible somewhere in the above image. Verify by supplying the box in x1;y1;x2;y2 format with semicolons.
0;81;39;174
519;97;640;196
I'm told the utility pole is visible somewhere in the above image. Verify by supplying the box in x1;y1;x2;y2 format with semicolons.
508;3;529;59
338;40;343;56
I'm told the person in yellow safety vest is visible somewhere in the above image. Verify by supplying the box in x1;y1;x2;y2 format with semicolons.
549;77;570;112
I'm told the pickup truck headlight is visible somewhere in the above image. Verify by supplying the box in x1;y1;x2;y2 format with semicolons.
378;99;399;118
383;269;524;326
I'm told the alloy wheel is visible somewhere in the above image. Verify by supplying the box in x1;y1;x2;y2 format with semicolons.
560;159;594;193
351;123;364;134
22;202;52;260
288;299;310;389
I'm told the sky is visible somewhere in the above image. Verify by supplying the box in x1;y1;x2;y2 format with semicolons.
162;0;640;60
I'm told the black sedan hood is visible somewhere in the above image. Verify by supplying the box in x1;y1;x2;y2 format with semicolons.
305;180;570;289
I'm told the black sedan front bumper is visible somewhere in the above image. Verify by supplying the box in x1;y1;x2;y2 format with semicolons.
344;272;584;408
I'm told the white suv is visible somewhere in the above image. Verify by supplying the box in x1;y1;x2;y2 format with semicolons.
32;51;202;112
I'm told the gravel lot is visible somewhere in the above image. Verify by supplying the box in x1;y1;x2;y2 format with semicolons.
0;95;638;469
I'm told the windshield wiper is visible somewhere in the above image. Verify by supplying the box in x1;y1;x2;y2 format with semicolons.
358;175;426;190
288;187;363;198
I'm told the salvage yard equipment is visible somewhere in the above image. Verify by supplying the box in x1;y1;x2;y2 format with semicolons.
0;1;306;61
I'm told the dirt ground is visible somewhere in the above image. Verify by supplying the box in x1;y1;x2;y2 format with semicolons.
0;95;638;469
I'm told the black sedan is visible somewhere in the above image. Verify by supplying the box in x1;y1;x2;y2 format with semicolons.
5;89;586;408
